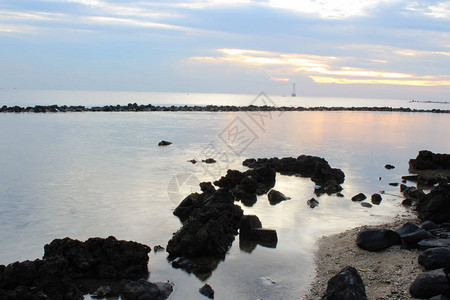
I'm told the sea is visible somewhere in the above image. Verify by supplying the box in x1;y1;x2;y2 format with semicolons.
0;89;449;299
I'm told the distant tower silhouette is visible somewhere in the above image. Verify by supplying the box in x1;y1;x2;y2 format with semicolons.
291;83;296;97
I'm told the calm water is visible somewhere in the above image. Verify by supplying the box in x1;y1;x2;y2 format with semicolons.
1;89;450;110
0;95;449;299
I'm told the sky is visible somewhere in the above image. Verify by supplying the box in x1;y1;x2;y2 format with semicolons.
1;0;450;99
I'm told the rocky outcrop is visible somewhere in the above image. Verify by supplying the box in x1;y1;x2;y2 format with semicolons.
0;236;152;299
409;150;450;171
213;166;276;201
416;182;450;224
167;187;243;266
322;266;367;300
243;155;344;194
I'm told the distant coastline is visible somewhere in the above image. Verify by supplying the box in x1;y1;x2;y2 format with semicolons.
1;103;449;113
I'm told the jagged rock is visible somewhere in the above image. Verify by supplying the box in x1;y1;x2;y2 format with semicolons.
243;155;345;193
322;266;367;300
307;198;319;208
267;189;290;205
158;140;172;146
167;189;243;261
416;182;450;224
199;284;214;299
356;228;401;251
371;193;382;205
351;193;366;202
400;184;408;192
409;150;450;171
43;236;150;280
419;247;450;270
402;186;427;201
410;269;450;299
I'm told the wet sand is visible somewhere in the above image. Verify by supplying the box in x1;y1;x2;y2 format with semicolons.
304;214;423;299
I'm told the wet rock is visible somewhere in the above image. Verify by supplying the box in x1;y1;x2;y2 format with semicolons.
153;245;165;253
171;257;197;271
361;202;372;208
385;164;395;169
268;189;290;205
188;159;197;164
400;184;408;192
307;198;319;208
419;247;450;270
121;279;160;300
351;193;366;202
336;192;344;198
199;284;214;299
240;215;278;245
410;269;450;299
154;282;174;299
416;182;450;224
158;140;172;146
322;266;367;300
243;155;345;193
202;158;216;164
402;186;427;201
43;236;151;280
409;150;450;171
371;193;382;205
356;228;401;251
167;189;243;262
402;198;413;206
418;239;450;250
389;182;399;186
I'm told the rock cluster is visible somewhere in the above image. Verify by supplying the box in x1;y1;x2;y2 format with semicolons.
0;236;166;299
243;155;344;194
1;104;449;113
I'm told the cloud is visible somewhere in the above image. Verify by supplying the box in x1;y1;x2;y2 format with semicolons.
189;47;450;87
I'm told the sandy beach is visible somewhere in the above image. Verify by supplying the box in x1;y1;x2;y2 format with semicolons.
304;213;424;299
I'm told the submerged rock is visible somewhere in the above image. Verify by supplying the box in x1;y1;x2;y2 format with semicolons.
351;193;366;202
385;164;395;169
158;140;172;146
307;198;319;208
267;189;290;205
199;283;214;299
322;266;367;300
371;193;382;205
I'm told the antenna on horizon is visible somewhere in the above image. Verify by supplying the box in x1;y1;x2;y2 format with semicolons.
291;83;296;97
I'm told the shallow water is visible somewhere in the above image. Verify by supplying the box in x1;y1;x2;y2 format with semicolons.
0;110;449;299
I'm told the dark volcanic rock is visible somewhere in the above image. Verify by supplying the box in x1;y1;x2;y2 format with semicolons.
396;222;421;238
402;229;437;248
199;283;214;299
356;228;401;251
239;215;278;246
167;189;243;262
351;193;366;202
121;279;160;300
43;236;151;280
410;269;450;299
322;266;367;300
416;182;450;224
202;158;216;164
409;150;450;171
419;247;450;270
267;189;290;205
371;193;382;205
385;164;395;169
418;239;450;250
158;140;172;146
243;155;345;194
422;220;439;231
307;198;319;208
214;166;276;199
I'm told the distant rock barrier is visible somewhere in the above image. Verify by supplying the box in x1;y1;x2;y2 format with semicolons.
1;103;449;113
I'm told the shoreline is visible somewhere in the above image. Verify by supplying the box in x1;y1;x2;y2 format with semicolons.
304;212;423;299
1;103;449;113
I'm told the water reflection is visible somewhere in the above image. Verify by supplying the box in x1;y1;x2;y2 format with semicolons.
0;111;448;299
